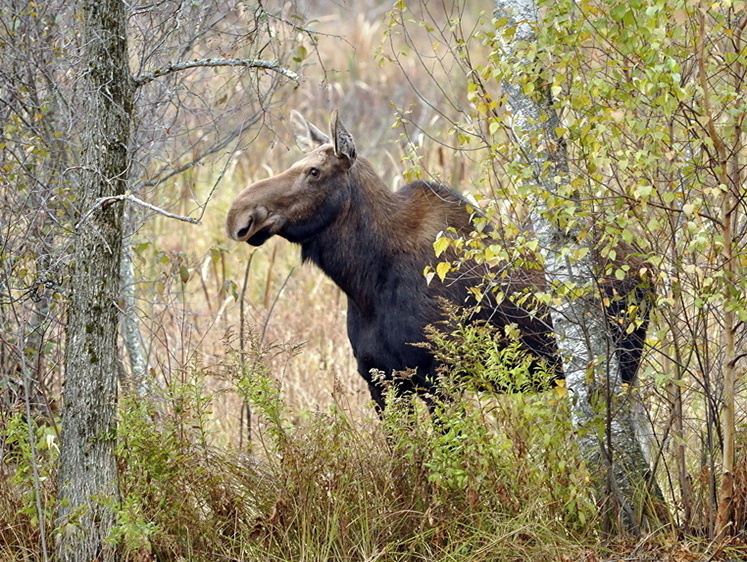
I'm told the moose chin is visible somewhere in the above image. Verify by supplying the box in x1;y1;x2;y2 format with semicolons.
226;110;650;413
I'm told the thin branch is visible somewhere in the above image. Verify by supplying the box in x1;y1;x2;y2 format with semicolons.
75;194;201;230
134;57;299;87
18;337;50;562
260;266;295;346
137;123;249;191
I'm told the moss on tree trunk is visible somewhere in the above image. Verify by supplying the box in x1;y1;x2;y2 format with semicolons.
55;0;134;559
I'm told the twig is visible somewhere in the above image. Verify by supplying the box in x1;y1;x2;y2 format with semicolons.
134;57;299;87
137;123;250;191
260;266;295;345
75;194;201;230
239;251;255;450
12;334;50;562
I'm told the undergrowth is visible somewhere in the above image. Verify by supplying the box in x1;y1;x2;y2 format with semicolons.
0;411;57;561
110;332;600;561
3;335;747;559
0;333;599;561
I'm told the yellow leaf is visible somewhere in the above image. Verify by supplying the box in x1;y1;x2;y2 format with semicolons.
436;261;451;282
433;235;451;258
554;379;567;397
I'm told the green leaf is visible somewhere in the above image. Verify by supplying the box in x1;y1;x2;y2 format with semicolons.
635;184;653;198
293;45;308;62
179;265;190;284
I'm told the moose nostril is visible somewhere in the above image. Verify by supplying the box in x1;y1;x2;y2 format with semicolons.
237;225;250;239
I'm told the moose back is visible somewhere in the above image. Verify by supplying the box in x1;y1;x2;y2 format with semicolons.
226;111;648;411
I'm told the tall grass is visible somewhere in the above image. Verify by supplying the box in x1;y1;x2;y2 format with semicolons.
107;336;601;561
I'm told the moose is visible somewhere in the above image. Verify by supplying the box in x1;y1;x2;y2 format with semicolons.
226;110;649;412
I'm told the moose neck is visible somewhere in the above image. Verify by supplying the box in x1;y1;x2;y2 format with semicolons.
300;159;411;314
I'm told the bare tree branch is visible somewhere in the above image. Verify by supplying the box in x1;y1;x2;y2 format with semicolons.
137;120;253;191
76;194;201;230
134;57;299;87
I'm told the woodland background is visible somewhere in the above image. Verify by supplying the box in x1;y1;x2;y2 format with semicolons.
1;0;747;559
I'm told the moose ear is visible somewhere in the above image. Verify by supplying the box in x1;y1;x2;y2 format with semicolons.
290;110;330;152
330;110;357;165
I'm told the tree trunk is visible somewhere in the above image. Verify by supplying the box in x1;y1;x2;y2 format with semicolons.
120;205;150;398
56;0;133;559
493;0;662;534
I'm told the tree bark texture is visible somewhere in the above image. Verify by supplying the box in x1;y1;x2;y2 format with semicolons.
493;0;661;534
121;205;150;398
56;0;134;559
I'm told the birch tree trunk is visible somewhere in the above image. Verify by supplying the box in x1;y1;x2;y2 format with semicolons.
493;0;661;534
56;0;134;558
120;205;150;398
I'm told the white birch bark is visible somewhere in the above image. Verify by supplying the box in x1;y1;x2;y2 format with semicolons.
493;0;658;533
120;206;151;398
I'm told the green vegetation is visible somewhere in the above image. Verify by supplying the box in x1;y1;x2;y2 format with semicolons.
3;347;601;561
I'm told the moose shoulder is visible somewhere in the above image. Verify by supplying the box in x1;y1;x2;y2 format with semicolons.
226;111;649;412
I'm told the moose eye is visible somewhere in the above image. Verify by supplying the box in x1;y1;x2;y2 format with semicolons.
309;167;320;177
